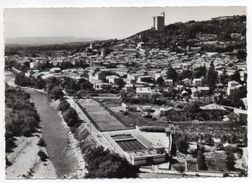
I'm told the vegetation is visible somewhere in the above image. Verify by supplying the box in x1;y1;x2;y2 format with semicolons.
206;61;218;91
174;134;189;154
5;86;40;152
37;150;48;161
173;164;185;176
84;146;139;178
197;147;207;170
58;99;82;132
166;64;178;82
130;15;246;53
37;138;46;147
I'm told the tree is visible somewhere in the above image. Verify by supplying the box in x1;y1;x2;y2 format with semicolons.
230;86;247;108
206;61;218;91
219;68;229;86
197;148;207;170
37;150;48;161
226;152;236;171
166;64;178;82
115;78;125;90
243;73;247;85
156;76;164;87
179;69;193;80
204;134;215;146
84;146;139;178
194;65;207;78
230;70;241;84
57;99;70;112
48;86;64;100
176;135;189;154
173;164;185;176
236;49;247;60
78;78;93;91
62;107;78;127
14;73;31;87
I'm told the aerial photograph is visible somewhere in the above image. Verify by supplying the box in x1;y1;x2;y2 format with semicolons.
4;7;247;179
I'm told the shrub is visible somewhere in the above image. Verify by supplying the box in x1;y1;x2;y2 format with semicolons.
57;100;70;112
173;164;185;176
21;125;33;137
6;138;16;152
6;156;12;167
37;138;46;147
37;150;48;161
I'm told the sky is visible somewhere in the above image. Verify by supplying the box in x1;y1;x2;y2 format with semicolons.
4;7;246;40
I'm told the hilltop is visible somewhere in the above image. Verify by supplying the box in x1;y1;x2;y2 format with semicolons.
127;15;246;52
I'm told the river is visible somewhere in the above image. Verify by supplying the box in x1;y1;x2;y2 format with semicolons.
5;72;82;178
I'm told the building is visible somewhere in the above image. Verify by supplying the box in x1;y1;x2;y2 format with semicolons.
136;87;153;99
93;82;111;91
137;75;154;84
234;108;247;123
121;103;140;112
102;130;166;166
182;78;192;87
193;78;202;86
164;79;173;88
153;12;165;31
49;67;61;73
185;160;198;172
227;81;242;95
123;84;135;93
106;75;120;84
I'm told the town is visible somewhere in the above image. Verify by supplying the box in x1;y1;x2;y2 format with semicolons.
5;12;247;178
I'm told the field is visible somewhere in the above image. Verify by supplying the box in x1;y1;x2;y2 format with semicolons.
101;100;247;140
101;100;168;127
77;99;126;132
174;122;247;138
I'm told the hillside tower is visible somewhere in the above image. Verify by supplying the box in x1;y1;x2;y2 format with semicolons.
153;12;165;31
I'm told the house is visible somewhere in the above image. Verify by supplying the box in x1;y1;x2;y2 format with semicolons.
242;98;247;110
234;108;247;124
127;74;137;83
193;78;202;86
93;82;111;91
137;75;154;84
230;33;242;39
106;75;120;84
89;70;108;83
163;79;173;88
136;87;153;99
123;84;135;93
49;67;61;73
32;72;44;79
121;103;140;112
227;81;242;95
182;78;192;86
198;86;210;94
155;73;161;80
191;86;210;98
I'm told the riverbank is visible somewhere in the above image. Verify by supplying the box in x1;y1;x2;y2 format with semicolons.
50;100;87;178
6;72;87;178
6;133;57;179
5;76;57;179
7;78;47;94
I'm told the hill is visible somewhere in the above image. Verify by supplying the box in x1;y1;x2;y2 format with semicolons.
127;15;246;52
5;37;106;46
